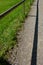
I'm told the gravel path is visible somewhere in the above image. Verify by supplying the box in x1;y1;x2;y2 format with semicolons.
16;0;38;65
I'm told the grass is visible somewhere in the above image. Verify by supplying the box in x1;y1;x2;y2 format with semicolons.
0;0;20;14
0;0;34;57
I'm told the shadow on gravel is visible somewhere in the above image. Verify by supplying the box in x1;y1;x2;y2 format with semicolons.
31;0;39;65
0;57;11;65
28;14;36;17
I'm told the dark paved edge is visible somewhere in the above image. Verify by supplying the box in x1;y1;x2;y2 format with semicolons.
31;0;39;65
